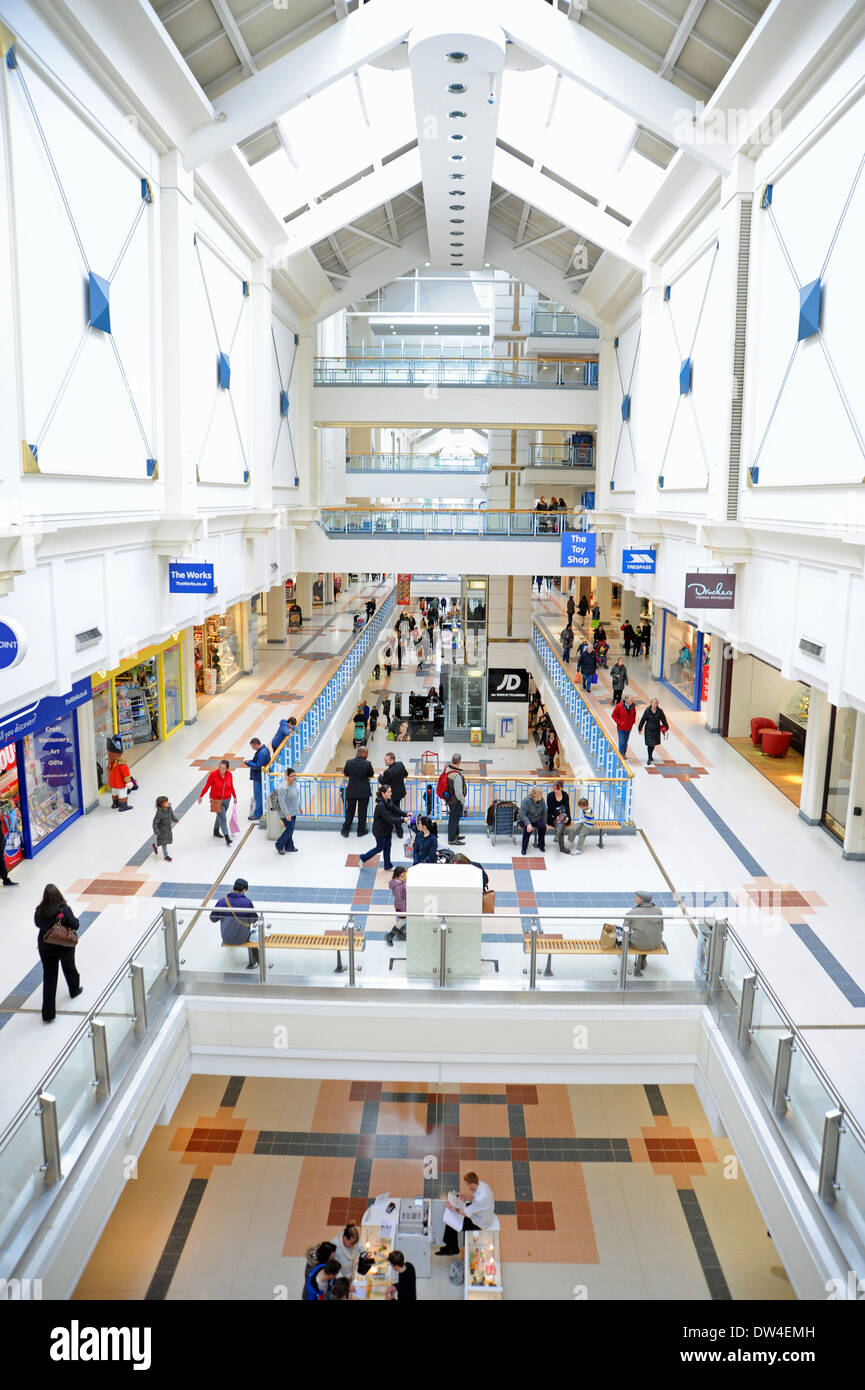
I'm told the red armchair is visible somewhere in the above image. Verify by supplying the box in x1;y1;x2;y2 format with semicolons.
750;717;777;747
762;729;793;758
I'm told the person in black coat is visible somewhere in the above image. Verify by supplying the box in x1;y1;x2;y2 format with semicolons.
359;786;404;871
35;883;82;1023
638;698;669;765
546;782;572;851
341;745;374;836
379;751;408;810
577;644;597;693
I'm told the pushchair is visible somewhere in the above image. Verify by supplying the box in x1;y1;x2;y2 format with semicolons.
486;799;517;845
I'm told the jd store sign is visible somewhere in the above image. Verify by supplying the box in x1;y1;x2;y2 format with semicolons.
487;668;529;702
684;572;736;609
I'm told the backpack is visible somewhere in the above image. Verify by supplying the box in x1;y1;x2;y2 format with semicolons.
436;768;451;800
436;847;456;864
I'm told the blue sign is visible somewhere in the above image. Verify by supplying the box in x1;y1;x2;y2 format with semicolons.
0;679;91;747
0;618;26;671
169;561;215;594
560;531;597;569
622;547;656;574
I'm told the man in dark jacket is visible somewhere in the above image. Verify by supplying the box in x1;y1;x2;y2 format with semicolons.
341;744;374;836
610;658;628;706
379;751;408;810
577;644;597;693
359;785;404;870
210;878;259;969
245;738;270;820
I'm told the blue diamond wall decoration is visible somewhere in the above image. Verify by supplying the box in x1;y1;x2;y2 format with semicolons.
243;469;250;483
218;352;231;389
614;336;619;348
141;178;153;204
5;45;17;69
679;357;692;394
609;480;615;492
88;272;111;333
621;394;631;422
280;390;289;417
242;280;250;297
748;465;759;485
146;458;158;478
797;279;821;341
663;285;671;301
658;475;665;489
760;184;773;209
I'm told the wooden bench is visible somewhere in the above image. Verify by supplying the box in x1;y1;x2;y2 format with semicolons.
223;929;365;973
522;932;668;977
554;819;623;850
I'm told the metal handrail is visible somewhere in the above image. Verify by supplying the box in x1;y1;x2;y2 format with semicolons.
345;453;489;473
314;356;599;388
532;618;633;783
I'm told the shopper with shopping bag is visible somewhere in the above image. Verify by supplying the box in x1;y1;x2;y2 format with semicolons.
199;759;237;845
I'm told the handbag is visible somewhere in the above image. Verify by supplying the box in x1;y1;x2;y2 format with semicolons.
209;797;224;813
43;911;79;947
229;804;240;835
482;889;496;915
598;923;618;951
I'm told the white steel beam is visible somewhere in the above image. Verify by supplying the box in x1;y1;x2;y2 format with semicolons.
314;229;431;321
271;150;421;263
658;0;708;79
184;0;421;168
493;148;647;271
346;222;400;250
493;0;729;171
483;227;602;326
516;224;567;251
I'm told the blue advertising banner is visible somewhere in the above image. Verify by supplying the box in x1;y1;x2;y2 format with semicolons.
169;561;215;594
622;547;657;574
0;678;92;747
560;531;597;569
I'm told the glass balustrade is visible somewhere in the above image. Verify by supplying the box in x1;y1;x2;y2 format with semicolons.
345;454;489;473
319;509;585;537
530;310;600;337
527;443;595;469
315;357;599;388
0;1109;46;1248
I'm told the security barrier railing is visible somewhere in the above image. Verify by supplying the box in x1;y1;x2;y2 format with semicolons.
265;589;396;776
532;618;633;823
315;356;598;388
0;907;177;1261
318;507;586;538
530;310;600;337
345;453;489;473
527;443;595;468
708;917;865;1268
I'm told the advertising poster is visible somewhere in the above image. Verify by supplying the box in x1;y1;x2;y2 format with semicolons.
397;574;412;605
0;743;24;868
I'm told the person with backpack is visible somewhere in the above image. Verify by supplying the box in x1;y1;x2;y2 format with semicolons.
439;754;467;845
341;745;374;836
359;785;405;870
35;884;82;1023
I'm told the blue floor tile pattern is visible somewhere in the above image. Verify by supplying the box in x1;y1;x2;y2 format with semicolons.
789;922;865;1008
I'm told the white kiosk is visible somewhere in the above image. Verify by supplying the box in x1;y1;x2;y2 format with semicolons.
405;863;483;979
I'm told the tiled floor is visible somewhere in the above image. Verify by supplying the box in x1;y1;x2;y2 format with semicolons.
72;1076;794;1301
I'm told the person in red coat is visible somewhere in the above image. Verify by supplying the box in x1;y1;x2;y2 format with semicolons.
107;751;134;811
199;759;237;844
611;694;638;757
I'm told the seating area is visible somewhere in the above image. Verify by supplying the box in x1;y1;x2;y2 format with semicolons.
749;717;793;758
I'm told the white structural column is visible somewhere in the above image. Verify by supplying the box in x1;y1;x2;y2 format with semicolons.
160;150;198;517
798;687;832;824
294;572;313;620
181;626;198;723
266;582;287;645
842;712;865;860
76;703;99;812
324;573;335;605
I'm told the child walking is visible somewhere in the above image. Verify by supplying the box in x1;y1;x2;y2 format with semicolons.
385;866;407;947
152;796;178;862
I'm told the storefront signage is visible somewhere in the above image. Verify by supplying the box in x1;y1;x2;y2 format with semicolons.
396;574;412;605
487;668;529;702
169;561;215;594
0;679;91;748
684;572;736;609
0;618;26;670
560;531;597;569
622;548;656;575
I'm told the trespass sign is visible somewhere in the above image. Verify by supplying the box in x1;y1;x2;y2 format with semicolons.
622;548;656;574
0;618;26;670
168;562;215;594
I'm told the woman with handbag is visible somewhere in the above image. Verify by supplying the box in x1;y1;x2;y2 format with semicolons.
35;884;82;1023
638;698;669;766
198;758;237;845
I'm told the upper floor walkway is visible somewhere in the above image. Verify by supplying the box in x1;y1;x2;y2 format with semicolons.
315;356;598;389
345;452;489;473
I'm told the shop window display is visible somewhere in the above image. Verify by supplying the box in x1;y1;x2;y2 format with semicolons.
162;643;182;734
116;659;159;754
660;613;705;710
194;610;241;695
0;743;24;869
22;713;81;848
92;679;113;789
824;707;856;839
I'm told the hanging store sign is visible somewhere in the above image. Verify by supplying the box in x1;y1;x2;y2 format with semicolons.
684;572;736;609
487;669;529;702
0;618;26;671
622;548;656;575
560;532;596;569
169;561;216;594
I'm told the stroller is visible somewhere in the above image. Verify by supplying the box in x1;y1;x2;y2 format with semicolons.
486;799;517;845
594;640;609;669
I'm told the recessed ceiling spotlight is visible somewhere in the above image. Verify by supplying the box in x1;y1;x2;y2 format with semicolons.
449;134;465;142
447;51;468;62
449;204;464;210
449;154;464;162
449;173;465;180
447;83;466;94
450;218;464;224
448;110;467;118
484;261;490;267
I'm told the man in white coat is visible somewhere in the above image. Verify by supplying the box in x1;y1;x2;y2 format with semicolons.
436;1171;496;1256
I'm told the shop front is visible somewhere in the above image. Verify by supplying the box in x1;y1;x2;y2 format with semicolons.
93;636;184;779
659;612;710;710
823;706;857;840
193;605;244;698
720;653;809;807
0;680;89;858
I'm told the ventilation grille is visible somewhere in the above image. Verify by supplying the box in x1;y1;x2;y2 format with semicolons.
727;198;752;521
799;637;824;659
75;628;102;651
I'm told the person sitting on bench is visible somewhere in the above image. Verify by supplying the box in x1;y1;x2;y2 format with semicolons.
623;891;664;975
562;797;595;856
210;877;259;969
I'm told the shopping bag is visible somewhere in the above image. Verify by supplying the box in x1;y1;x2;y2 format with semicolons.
482;889;496;915
598;923;618;951
591;673;598;685
229;805;240;835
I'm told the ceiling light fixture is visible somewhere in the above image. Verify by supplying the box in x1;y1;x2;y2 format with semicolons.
449;173;465;180
450;218;464;223
484;261;490;267
448;110;467;119
446;51;468;62
448;83;466;94
449;134;465;142
449;204;464;210
449;154;464;162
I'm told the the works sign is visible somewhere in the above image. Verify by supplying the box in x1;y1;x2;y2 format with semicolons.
487;668;529;702
684;572;736;609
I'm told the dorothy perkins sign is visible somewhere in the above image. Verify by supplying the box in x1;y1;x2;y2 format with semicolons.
684;572;736;609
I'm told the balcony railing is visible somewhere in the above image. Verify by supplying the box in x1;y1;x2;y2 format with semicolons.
315;356;599;388
317;507;586;537
527;443;595;469
345;453;489;473
530;309;599;337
